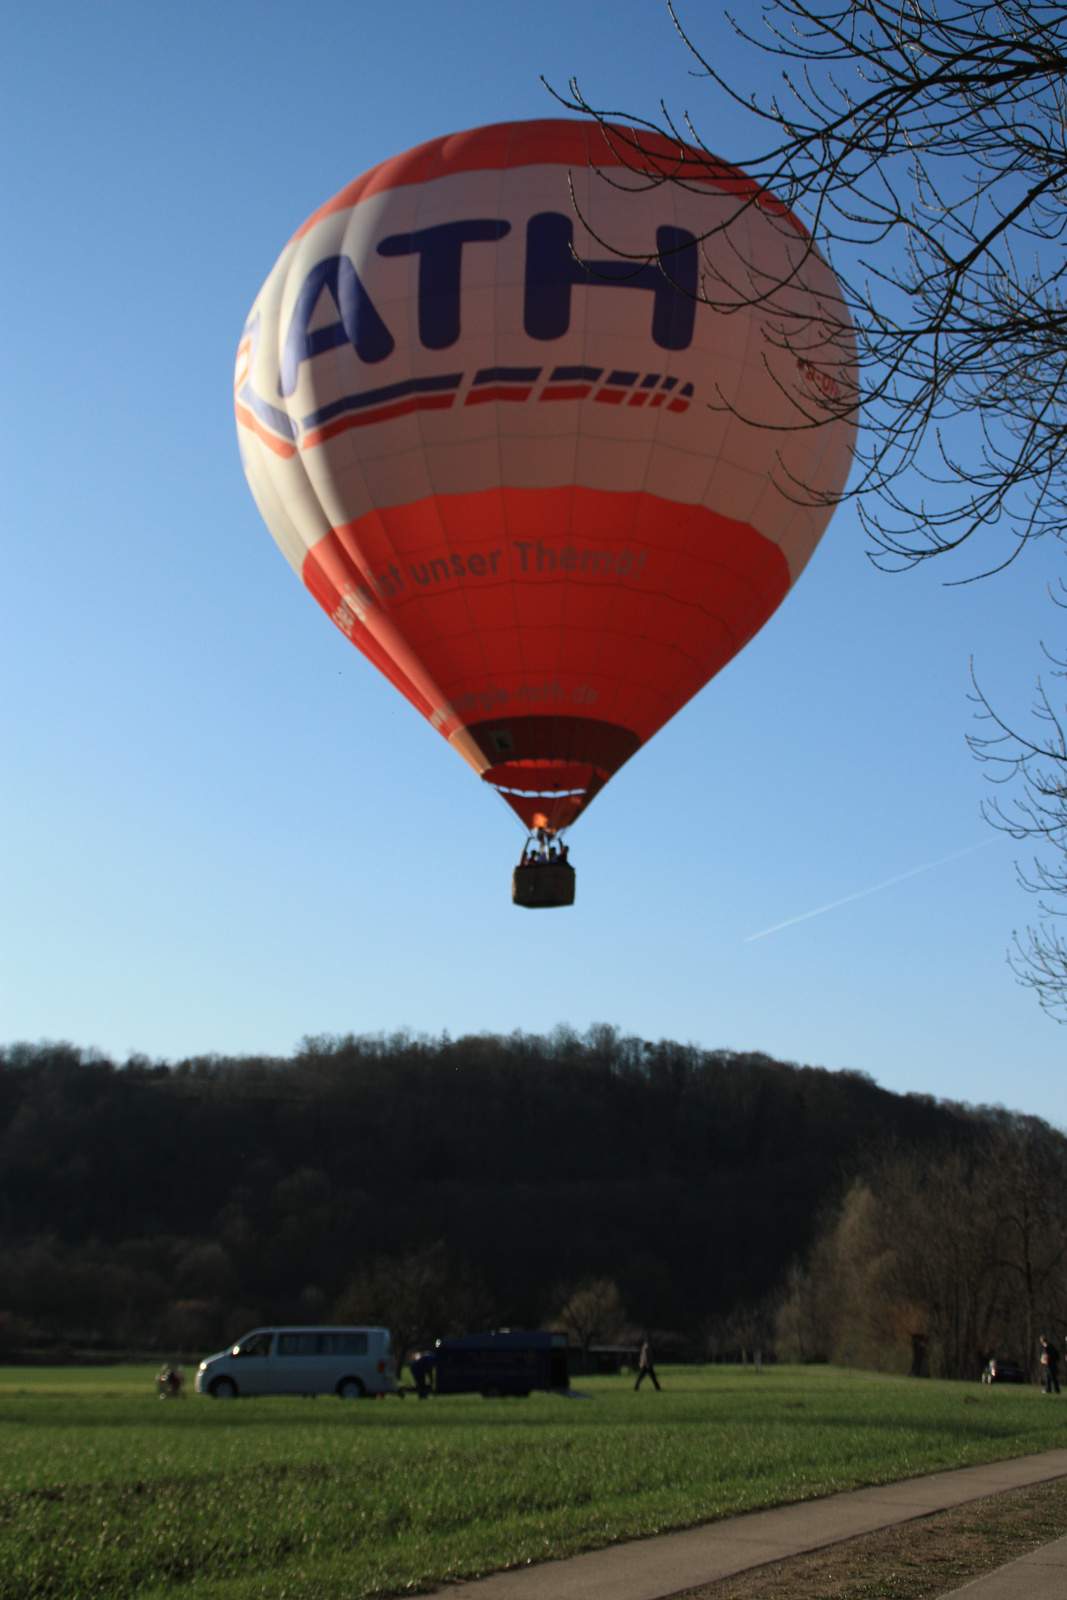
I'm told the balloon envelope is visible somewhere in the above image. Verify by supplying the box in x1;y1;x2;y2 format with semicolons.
236;120;855;830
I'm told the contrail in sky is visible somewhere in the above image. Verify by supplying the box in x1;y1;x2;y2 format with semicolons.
744;838;997;943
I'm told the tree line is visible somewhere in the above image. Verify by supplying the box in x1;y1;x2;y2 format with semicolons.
777;1113;1067;1380
0;1029;1058;1369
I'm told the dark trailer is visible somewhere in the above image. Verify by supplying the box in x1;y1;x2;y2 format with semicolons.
435;1330;569;1396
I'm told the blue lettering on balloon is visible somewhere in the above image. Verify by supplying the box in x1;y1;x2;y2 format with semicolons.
377;220;511;349
278;257;395;397
523;213;697;350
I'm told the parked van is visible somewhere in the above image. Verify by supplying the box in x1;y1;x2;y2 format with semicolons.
195;1327;396;1398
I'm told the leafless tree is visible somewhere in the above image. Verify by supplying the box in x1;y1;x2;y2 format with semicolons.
563;1;1067;1010
552;1278;627;1359
970;623;1067;1020
779;1124;1067;1377
564;0;1067;570
774;1260;831;1364
983;1114;1067;1371
333;1243;494;1376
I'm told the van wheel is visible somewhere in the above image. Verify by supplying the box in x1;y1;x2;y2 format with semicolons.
210;1376;238;1399
337;1376;366;1399
481;1383;504;1399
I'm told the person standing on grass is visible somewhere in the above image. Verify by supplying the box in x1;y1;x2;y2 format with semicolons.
634;1338;660;1390
1041;1336;1060;1394
409;1350;435;1399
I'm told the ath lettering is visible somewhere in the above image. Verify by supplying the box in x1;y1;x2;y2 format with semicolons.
278;212;697;392
378;220;511;349
278;257;394;397
523;213;697;349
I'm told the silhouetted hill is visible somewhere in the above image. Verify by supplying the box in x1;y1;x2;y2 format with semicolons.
0;1029;1002;1354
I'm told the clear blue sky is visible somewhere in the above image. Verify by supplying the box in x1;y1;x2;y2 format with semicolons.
2;1;1062;1122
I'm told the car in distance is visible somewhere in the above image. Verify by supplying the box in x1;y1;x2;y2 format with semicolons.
195;1326;396;1398
981;1357;1028;1385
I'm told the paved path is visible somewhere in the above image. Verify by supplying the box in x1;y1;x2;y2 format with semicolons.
445;1449;1067;1600
941;1533;1067;1597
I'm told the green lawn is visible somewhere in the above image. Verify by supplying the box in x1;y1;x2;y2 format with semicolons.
1;1364;1064;1599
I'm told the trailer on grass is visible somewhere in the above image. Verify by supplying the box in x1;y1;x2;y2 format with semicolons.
433;1330;570;1397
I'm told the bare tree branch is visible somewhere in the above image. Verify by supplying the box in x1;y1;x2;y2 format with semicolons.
556;1;1067;569
559;1;1067;1017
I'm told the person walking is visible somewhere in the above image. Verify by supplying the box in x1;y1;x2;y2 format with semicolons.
634;1338;661;1391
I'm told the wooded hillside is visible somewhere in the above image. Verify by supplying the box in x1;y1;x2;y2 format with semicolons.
0;1029;1011;1357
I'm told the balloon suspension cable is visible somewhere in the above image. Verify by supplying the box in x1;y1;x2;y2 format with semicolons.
491;783;571;845
494;785;535;835
514;819;573;869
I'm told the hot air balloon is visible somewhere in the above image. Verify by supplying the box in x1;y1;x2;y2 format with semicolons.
235;119;855;905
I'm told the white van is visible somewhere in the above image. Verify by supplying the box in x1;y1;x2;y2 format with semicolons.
195;1326;396;1399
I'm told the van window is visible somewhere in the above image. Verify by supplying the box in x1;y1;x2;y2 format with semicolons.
324;1332;368;1356
277;1332;320;1356
276;1331;370;1357
234;1333;272;1357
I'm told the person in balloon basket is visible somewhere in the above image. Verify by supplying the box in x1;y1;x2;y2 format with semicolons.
520;832;570;869
634;1339;661;1391
1040;1335;1060;1394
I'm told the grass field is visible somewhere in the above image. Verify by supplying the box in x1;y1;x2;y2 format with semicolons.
1;1363;1064;1599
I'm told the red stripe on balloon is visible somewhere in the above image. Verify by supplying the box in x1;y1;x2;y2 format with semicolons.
540;385;593;402
301;545;437;722
234;401;297;459
465;386;534;405
302;394;455;449
290;120;808;243
301;486;791;756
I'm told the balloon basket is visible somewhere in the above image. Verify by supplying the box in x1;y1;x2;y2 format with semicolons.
512;864;576;909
